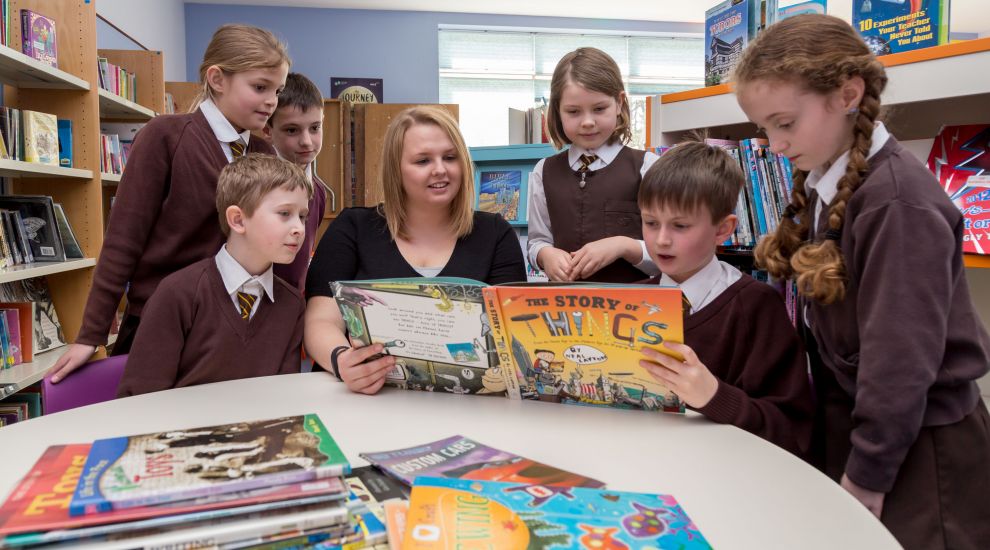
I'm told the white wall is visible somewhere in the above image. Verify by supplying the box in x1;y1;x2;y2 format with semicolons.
96;0;187;81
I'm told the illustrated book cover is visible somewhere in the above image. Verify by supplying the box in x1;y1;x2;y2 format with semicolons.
853;0;950;55
926;124;990;255
477;170;522;223
69;414;350;516
19;9;57;69
21;111;58;166
0;277;66;355
0;195;65;262
705;0;749;87
360;435;604;489
331;77;383;104
402;477;712;549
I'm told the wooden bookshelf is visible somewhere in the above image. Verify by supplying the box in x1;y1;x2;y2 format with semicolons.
0;43;89;90
165;81;201;114
98;49;166;115
0;159;92;179
0;350;61;399
100;172;121;185
315;99;347;223
98;88;155;120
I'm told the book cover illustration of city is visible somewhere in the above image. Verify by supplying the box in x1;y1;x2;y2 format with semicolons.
403;477;712;550
477;170;522;223
69;414;350;516
927;124;990;255
482;285;686;412
332;278;511;396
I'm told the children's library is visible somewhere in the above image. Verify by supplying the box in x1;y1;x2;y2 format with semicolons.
0;0;987;548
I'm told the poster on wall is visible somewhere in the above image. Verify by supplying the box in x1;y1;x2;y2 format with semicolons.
330;77;383;103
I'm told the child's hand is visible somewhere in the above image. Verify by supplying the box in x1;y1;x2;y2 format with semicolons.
639;342;718;408
49;343;99;384
840;474;885;518
538;247;574;282
337;342;396;395
570;236;637;280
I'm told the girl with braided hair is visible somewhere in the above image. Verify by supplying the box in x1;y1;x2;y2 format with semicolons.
734;14;990;549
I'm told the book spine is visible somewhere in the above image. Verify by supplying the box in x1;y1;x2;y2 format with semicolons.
482;287;520;399
19;10;29;59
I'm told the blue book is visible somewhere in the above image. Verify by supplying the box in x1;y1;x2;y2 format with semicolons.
853;0;950;56
57;119;72;168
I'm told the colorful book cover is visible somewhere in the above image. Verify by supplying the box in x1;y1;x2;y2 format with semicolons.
477;170;522;223
853;0;950;56
69;414;350;516
483;285;685;412
330;77;383;103
0;196;63;262
778;0;827;20
19;9;57;68
21;110;58;166
0;303;32;362
0;312;12;368
927;124;990;255
57;119;72;168
360;435;603;489
332;278;512;396
705;0;749;86
403;477;712;549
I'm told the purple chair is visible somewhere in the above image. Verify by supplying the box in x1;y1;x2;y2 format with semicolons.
42;354;128;415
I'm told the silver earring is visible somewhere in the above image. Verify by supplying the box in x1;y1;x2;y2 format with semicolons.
847;107;860;116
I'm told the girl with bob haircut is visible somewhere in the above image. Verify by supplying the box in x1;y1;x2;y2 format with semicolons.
735;14;990;548
304;106;525;395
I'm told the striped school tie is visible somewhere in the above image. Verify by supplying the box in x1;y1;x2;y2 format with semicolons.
237;291;257;320
681;291;692;316
229;139;246;159
577;154;598;189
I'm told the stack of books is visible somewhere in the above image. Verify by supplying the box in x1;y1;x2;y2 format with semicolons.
0;414;388;548
97;58;137;103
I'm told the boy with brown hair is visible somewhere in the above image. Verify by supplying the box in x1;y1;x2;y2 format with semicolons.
117;154;313;396
636;142;814;458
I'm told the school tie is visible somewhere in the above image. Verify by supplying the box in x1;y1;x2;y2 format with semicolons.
229;139;246;159
577;154;598;189
681;291;693;316
237;291;257;320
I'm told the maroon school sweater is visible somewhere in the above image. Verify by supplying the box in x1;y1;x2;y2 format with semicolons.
116;258;304;397
274;172;327;290
647;274;814;458
78;110;276;346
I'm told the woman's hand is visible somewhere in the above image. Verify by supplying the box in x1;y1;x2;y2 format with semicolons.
337;342;396;395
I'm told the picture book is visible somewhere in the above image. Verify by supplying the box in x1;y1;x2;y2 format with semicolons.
21;110;58;166
483;285;685;412
778;0;826;21
403;477;712;549
0;312;13;368
19;9;57;68
477;170;522;223
52;203;84;259
0;302;33;362
69;414;351;515
0;444;348;544
705;0;748;87
2;308;22;365
927;124;990;255
0;278;66;355
360;435;604;489
331;77;383;103
0;195;65;262
853;0;950;56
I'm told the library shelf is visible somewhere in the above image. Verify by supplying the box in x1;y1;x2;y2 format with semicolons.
0;258;96;285
0;159;92;179
0;44;89;91
98;88;155;120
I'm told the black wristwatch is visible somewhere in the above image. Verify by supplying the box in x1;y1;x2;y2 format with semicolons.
329;345;349;380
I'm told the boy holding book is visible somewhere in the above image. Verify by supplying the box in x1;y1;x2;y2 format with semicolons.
636;142;814;458
116;154;312;396
263;73;329;290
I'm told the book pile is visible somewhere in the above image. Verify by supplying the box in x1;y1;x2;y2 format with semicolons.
97;58;137;103
0;414;389;548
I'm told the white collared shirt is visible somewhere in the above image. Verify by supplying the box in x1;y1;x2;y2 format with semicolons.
199;99;252;163
804;122;891;232
527;141;660;275
658;256;742;315
214;245;275;319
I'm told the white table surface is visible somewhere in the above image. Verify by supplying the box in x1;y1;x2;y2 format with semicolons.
0;372;900;549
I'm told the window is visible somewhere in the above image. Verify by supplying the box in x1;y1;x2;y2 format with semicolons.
439;28;704;147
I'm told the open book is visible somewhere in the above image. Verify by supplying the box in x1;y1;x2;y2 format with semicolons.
332;278;685;412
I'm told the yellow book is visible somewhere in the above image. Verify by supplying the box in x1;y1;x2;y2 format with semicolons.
22;111;59;166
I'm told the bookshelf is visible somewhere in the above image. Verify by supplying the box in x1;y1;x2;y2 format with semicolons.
0;1;106;405
646;37;990;270
315;99;347;230
164;81;201;114
97;88;155;120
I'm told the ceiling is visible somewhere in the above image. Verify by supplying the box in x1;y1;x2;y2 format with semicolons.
185;0;990;35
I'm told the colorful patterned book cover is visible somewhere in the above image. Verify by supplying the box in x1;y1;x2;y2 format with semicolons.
403;477;712;549
19;9;57;68
360;435;603;489
477;170;522;223
927;124;990;255
483;285;685;412
332;278;513;396
69;414;350;516
21;110;58;166
2;308;22;366
853;0;950;55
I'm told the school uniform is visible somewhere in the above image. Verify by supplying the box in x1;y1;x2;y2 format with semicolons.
274;164;328;290
803;123;990;549
77;100;276;354
644;257;814;458
116;248;305;397
528;142;659;283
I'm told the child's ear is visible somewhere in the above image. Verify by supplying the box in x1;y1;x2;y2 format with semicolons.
226;205;247;235
840;75;866;112
715;214;737;243
205;65;227;96
261;124;273;139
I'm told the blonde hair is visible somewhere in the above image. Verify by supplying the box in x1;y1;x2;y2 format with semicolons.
734;14;887;304
191;24;291;111
378;106;475;241
546;47;632;150
215;153;313;236
639;141;745;223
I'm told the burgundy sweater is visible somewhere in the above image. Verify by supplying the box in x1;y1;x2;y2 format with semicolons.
647;274;814;458
274;172;327;290
78;110;276;346
116;258;304;397
806;137;990;492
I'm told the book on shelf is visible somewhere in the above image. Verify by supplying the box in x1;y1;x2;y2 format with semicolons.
0;195;65;262
853;0;950;56
0;302;32;363
402;477;712;549
477;170;522;223
704;0;778;87
19;9;57;69
52;203;84;259
778;0;826;21
69;414;351;516
331;77;383;103
926;124;990;256
0;106;20;161
361;435;604;490
0;311;13;368
21;110;58;166
332;277;686;412
57;119;72;168
97;57;137;102
0;277;66;355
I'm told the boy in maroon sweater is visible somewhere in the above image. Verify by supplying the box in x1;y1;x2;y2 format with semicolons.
263;73;329;291
117;155;313;396
636;142;814;459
